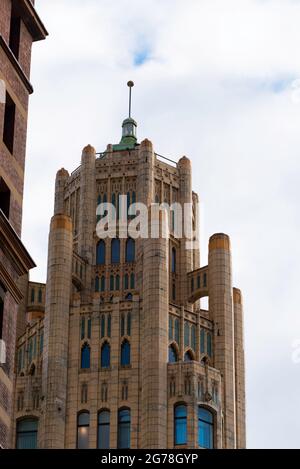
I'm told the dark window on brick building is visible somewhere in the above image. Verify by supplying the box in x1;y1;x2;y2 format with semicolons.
9;8;21;60
3;92;16;154
0;178;11;219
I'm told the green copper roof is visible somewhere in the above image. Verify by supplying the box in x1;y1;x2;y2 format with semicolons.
112;117;138;151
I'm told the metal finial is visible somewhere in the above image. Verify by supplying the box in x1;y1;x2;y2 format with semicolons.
127;81;134;118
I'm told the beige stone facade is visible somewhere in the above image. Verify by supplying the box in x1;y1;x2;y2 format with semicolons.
13;126;246;449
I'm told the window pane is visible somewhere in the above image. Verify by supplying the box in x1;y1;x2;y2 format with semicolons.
111;239;120;264
126;239;135;263
118;409;131;449
97;241;106;265
78;426;89;449
169;345;177;363
121;341;130;366
101;343;110;368
98;411;110;449
198;408;213;449
16;419;38;449
81;344;90;369
174;405;187;445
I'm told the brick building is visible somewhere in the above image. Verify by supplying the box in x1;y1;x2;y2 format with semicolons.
13;107;246;448
0;0;47;448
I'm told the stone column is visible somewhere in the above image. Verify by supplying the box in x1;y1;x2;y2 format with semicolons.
54;168;69;215
208;233;236;449
233;288;246;449
40;214;73;448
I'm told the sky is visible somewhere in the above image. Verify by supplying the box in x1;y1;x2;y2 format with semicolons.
22;0;300;449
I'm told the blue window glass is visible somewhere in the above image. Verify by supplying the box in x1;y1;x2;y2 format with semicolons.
169;317;173;341
124;274;129;290
198;408;213;449
16;418;38;449
169;345;178;363
121;341;130;366
81;343;90;369
110;275;114;291
200;329;205;354
100;315;105;339
107;315;111;338
174;405;187;446
116;275;120;291
98;410;110;449
130;273;135;289
101;342;111;368
118;409;131;449
184;351;193;362
174;319;180;345
101;276;105;292
96;240;106;265
184;322;190;347
111;239;120;264
125;293;133;301
77;412;89;449
125;238;135;263
95;276;100;292
127;313;131;336
171;248;176;273
207;333;212;358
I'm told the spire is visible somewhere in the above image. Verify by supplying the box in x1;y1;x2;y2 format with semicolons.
112;82;138;151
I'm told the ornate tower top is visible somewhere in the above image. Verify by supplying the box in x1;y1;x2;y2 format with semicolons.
113;81;138;151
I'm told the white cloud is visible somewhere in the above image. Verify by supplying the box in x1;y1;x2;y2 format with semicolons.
22;0;300;448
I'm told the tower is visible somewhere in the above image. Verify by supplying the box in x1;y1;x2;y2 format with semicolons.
0;0;47;448
13;83;246;449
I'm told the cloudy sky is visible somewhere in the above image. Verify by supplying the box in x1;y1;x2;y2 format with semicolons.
22;0;300;448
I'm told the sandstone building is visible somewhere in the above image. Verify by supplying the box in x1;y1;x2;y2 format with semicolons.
13;103;246;449
0;0;47;448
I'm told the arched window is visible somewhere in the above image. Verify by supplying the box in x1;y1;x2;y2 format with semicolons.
174;405;187;446
111;239;120;264
16;418;38;449
169;344;178;363
77;412;89;449
117;408;131;449
95;276;100;292
125;238;135;263
198;408;214;449
98;410;110;449
96;240;106;265
171;248;176;273
184;350;193;362
81;343;90;369
38;289;42;303
101;342;111;368
116;275;120;291
101;276;105;292
121;340;130;366
130;273;135;289
30;288;35;303
110;275;114;291
124;274;129;290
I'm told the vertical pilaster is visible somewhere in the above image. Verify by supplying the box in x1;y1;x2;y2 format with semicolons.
233;288;246;449
208;233;236;449
41;214;73;448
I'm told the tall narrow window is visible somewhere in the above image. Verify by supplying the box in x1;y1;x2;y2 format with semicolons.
30;288;35;304
174;405;187;446
200;329;205;354
81;343;90;369
124;274;129;290
87;317;92;339
97;195;102;222
121;340;130;366
0;297;4;340
127;313;131;336
38;289;42;303
207;333;212;358
0;177;11;219
191;325;196;351
101;342;111;368
184;322;190;347
110;275;114;291
111;239;120;264
98;410;110;449
198;408;214;449
169;316;173;341
107;314;111;338
125;238;135;263
9;8;21;59
95;276;100;292
96;240;106;265
3;92;16;154
16;418;38;449
118;409;131;449
100;315;105;339
116;275;120;291
172;283;176;302
120;314;125;337
101;276;105;292
174;319;180;345
77;412;89;449
80;317;85;340
171;248;176;273
130;273;135;289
